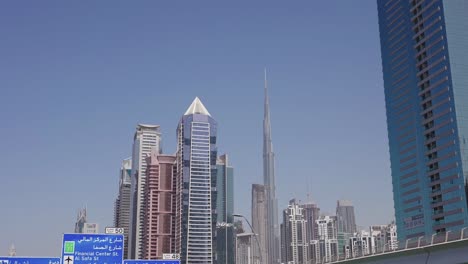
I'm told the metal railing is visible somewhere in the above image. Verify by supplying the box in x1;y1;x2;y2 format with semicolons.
308;228;468;263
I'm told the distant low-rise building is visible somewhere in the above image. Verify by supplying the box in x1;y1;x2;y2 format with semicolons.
346;231;375;258
370;222;398;252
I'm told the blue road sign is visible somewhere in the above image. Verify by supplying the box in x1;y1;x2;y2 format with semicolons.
123;261;180;264
61;233;124;264
0;257;60;264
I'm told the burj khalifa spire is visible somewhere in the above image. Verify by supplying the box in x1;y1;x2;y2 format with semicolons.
263;69;280;264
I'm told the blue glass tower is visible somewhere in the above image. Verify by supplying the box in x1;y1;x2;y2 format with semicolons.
377;0;468;241
175;97;218;264
216;154;234;264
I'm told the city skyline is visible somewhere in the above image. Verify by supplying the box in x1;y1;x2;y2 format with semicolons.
0;1;394;256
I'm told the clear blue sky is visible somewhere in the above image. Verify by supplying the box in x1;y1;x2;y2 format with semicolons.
0;1;393;256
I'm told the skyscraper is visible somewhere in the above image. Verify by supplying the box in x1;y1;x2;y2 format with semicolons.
129;124;162;259
114;157;132;259
142;150;176;259
301;203;321;242
313;215;338;263
377;0;468;241
336;200;356;257
74;207;87;233
175;97;218;264
263;70;280;264
281;200;308;264
251;184;267;264
336;200;357;235
216;154;235;264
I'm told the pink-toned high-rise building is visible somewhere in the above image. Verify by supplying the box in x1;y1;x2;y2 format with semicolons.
142;149;177;259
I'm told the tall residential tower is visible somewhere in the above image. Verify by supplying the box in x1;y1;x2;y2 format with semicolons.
280;200;308;264
263;70;280;264
128;124;162;258
142;150;176;259
114;158;132;259
377;0;468;241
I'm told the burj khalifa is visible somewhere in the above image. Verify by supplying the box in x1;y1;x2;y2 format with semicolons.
263;69;280;264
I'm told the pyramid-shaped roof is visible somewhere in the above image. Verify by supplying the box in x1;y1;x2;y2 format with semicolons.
184;97;211;116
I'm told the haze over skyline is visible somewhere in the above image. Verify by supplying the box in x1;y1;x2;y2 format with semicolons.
0;1;393;256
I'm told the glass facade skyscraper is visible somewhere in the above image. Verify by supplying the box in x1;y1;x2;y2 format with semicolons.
336;200;356;256
175;97;218;264
216;154;235;264
377;0;468;241
336;200;357;235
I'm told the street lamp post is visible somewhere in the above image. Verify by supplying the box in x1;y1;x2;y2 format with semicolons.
233;214;263;264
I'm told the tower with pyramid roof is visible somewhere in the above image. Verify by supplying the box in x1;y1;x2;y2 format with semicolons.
175;97;218;264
